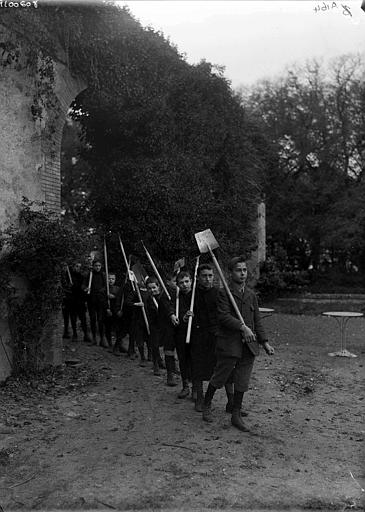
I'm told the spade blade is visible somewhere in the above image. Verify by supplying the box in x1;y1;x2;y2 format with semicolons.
194;229;220;253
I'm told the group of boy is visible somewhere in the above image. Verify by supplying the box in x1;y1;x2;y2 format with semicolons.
62;260;127;350
62;255;274;432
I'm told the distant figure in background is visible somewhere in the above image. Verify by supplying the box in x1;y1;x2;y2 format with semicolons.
104;272;123;350
61;262;73;339
84;260;108;347
69;261;90;342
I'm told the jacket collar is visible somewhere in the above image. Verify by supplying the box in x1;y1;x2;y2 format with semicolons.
230;281;248;300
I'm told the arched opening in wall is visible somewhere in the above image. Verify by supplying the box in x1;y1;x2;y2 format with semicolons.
60;108;91;228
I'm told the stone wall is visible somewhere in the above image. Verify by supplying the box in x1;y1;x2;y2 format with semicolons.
0;23;86;380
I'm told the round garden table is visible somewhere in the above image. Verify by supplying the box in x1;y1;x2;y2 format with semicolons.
322;311;363;358
259;307;275;319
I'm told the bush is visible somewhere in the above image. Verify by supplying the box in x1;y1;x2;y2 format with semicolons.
0;199;88;374
257;258;310;299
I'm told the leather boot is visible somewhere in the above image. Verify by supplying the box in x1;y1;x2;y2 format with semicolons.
231;390;249;431
194;382;204;412
225;392;234;413
138;346;146;366
231;409;250;432
100;336;109;348
147;347;152;361
177;380;190;399
202;402;213;422
166;356;177;386
153;361;161;376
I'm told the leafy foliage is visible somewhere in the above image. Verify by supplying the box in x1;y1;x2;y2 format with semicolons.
241;55;365;271
0;199;88;374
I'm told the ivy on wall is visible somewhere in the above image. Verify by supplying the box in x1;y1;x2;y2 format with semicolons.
0;199;88;374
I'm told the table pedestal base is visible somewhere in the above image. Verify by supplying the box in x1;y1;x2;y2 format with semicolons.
328;349;357;358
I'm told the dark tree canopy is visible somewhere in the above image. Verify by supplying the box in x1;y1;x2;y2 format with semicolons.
241;56;365;271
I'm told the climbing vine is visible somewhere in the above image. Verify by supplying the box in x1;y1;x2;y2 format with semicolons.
0;199;88;374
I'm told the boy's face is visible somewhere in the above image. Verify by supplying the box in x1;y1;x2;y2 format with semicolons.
93;262;102;272
167;276;177;289
108;274;116;286
147;282;160;296
198;269;214;289
177;276;192;294
73;263;82;272
231;262;248;286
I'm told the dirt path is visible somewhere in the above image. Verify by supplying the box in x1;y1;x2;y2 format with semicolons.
1;313;364;510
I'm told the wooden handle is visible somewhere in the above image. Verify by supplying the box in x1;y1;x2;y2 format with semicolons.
207;245;246;326
135;280;150;336
186;256;200;344
142;242;171;301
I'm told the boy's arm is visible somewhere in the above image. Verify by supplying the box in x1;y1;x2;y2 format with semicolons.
217;289;256;342
253;294;275;355
217;289;244;331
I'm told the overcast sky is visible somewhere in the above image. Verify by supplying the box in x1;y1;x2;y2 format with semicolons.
120;1;365;88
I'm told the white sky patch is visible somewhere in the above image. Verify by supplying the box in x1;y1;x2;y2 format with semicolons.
120;1;365;88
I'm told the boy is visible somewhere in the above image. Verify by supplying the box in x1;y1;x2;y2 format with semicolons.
104;272;123;350
84;260;108;347
68;261;89;342
202;256;275;432
190;264;219;411
159;272;178;386
145;276;165;376
126;281;149;364
61;262;72;339
170;271;193;398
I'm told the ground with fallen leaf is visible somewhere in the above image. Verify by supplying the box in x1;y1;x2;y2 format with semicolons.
0;312;364;510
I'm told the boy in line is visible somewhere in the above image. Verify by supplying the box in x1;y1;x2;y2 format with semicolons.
145;276;165;376
190;264;222;411
170;271;193;398
84;260;108;347
104;272;123;351
156;273;178;386
68;261;90;342
126;281;150;364
202;256;275;432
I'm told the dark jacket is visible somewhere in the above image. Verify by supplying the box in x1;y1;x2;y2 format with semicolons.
216;284;267;358
84;270;108;307
193;286;219;336
108;284;122;315
68;269;87;305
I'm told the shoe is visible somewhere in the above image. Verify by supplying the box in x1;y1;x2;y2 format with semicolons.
177;386;190;399
100;337;109;348
166;372;177;387
225;402;248;417
202;403;213;423
194;398;204;413
231;410;250;432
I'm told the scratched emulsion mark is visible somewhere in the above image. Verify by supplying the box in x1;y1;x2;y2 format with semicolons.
313;1;352;16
